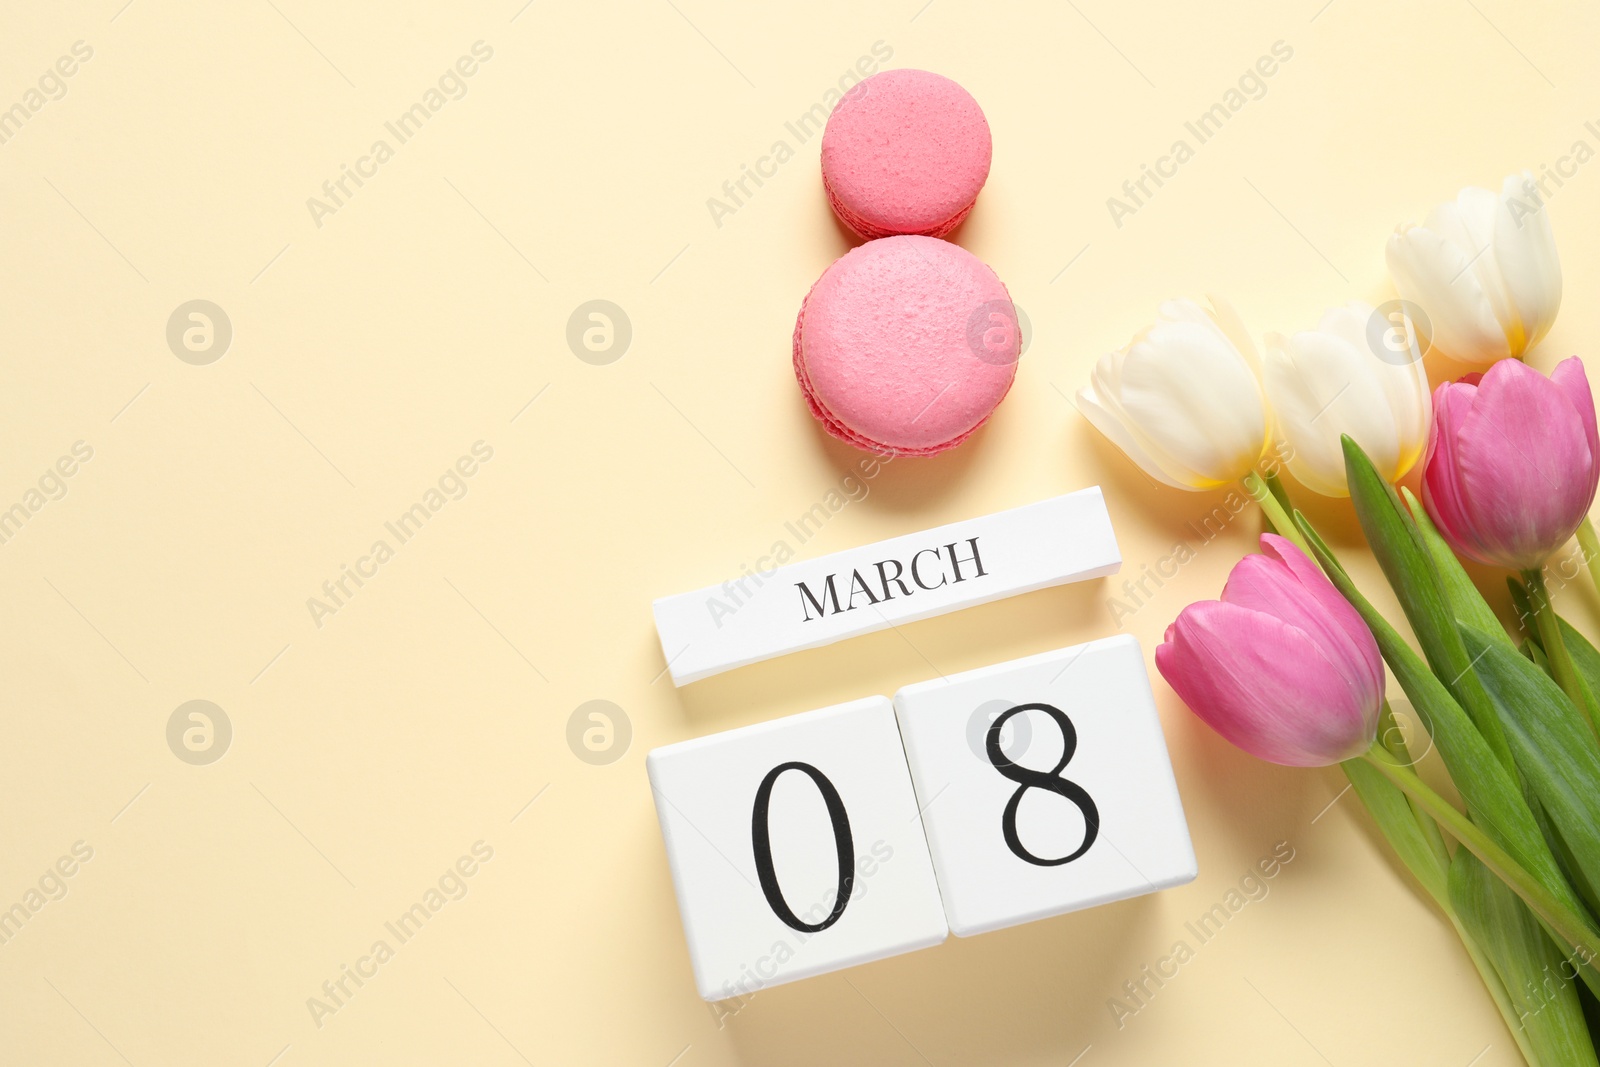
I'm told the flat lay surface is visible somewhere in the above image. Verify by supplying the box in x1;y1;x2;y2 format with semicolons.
3;0;1598;1064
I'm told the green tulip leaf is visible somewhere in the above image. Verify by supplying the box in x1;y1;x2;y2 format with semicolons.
1450;848;1598;1067
1461;624;1600;920
1296;510;1538;870
1346;756;1560;1061
1536;794;1600;923
1341;436;1514;770
1557;614;1600;671
1403;486;1508;644
1296;509;1600;998
1557;615;1600;715
1341;757;1448;905
1514;584;1600;746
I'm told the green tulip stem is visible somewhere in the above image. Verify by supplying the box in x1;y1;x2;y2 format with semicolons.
1523;567;1600;741
1375;700;1450;868
1241;471;1314;557
1262;468;1293;513
1580;517;1600;596
1362;743;1600;969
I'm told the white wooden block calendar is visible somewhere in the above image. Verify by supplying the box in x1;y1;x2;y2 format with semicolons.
893;635;1197;937
647;697;947;1001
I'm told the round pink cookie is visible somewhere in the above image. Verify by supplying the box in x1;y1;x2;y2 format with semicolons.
821;69;992;239
794;236;1020;456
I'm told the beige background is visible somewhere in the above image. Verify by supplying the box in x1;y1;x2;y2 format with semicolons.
1;0;1596;1063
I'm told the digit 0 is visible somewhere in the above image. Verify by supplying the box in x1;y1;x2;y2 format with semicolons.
750;762;854;933
986;704;1099;867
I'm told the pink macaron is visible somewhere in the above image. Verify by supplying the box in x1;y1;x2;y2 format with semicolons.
821;69;993;240
794;235;1020;456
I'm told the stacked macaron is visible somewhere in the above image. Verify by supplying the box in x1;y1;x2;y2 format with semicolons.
795;69;1020;456
821;69;993;240
794;237;1018;456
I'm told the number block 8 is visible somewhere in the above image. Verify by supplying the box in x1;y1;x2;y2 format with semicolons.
893;634;1196;937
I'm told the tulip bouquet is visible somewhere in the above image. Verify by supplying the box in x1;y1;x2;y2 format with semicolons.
1080;175;1600;1065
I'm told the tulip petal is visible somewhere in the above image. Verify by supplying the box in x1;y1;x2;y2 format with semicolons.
1077;372;1193;490
1454;359;1596;567
1222;534;1385;707
1386;226;1510;366
1264;324;1409;496
1550;356;1600;491
1157;601;1377;767
1117;317;1268;488
1204;293;1263;374
1493;173;1562;354
1320;302;1433;479
1422;380;1485;561
1450;186;1522;343
1076;298;1270;490
1262;332;1351;496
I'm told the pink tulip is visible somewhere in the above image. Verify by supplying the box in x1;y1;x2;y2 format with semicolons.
1156;534;1383;767
1422;357;1599;571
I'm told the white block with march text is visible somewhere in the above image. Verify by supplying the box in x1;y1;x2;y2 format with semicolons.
648;697;948;1001
893;635;1196;937
652;489;1121;685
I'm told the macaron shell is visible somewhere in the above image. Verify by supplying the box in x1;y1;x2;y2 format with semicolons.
794;285;977;456
795;236;1019;455
821;69;992;238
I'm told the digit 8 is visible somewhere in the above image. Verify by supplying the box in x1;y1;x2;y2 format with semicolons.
986;703;1099;867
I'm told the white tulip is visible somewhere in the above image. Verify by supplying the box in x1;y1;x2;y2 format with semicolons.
1077;296;1270;490
1386;172;1562;366
1262;302;1431;497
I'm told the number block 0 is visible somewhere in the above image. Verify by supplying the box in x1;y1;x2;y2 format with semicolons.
647;697;947;1001
893;635;1197;937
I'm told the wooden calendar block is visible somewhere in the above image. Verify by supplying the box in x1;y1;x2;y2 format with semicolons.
892;635;1196;937
647;697;947;1001
652;489;1121;685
